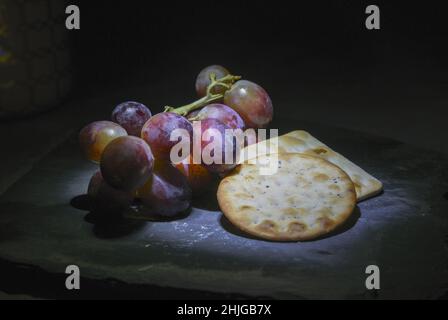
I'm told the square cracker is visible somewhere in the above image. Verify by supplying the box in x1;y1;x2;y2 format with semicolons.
238;130;383;201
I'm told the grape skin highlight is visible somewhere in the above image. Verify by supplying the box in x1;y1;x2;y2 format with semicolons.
141;112;193;160
224;80;273;129
111;101;152;137
199;118;239;174
195;103;245;130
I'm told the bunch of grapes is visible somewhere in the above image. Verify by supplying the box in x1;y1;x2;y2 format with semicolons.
79;65;273;221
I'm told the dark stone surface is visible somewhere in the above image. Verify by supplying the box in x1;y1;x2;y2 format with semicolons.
0;120;447;299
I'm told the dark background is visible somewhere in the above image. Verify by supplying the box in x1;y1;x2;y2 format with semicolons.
71;1;447;97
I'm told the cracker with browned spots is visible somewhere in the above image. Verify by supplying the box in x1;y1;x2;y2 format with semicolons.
218;153;356;241
239;130;382;201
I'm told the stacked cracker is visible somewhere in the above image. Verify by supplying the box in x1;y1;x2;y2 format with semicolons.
217;131;383;241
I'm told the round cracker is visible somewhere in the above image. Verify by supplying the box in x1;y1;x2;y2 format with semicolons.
217;153;356;241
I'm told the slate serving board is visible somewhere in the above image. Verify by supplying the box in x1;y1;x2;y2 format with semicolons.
0;120;447;299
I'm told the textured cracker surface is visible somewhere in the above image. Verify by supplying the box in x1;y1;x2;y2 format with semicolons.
218;153;356;241
239;130;383;201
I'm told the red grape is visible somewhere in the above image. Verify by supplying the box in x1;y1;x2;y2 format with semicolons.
195;65;229;97
198;118;239;174
224;80;273;129
88;171;133;217
100;136;154;191
111;101;152;136
79;121;127;163
194;103;245;130
141;112;193;160
174;154;213;195
138;162;192;217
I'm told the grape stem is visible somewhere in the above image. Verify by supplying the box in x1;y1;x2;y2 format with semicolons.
164;73;241;116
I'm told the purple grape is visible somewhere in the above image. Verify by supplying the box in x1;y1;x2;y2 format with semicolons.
224;80;273;129
100;136;154;191
199;118;239;174
111;101;152;136
79;121;127;163
195;65;230;97
138;162;192;217
141;112;193;160
194;103;245;130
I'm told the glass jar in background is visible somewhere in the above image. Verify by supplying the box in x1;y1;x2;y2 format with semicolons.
0;0;72;119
